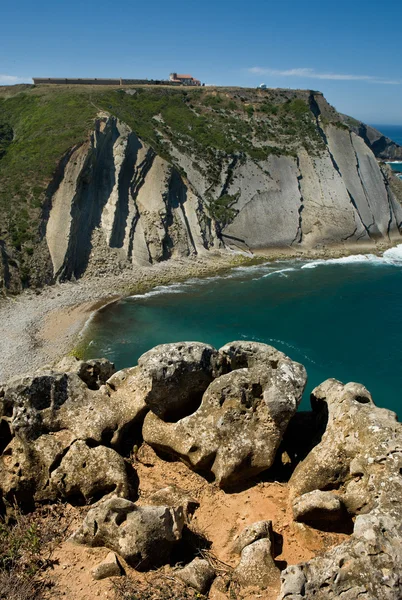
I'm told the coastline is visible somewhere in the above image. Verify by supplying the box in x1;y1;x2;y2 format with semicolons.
0;240;399;382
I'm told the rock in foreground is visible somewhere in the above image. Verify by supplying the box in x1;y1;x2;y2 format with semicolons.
143;341;307;487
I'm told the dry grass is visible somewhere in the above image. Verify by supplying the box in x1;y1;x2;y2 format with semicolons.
0;505;68;600
113;571;204;600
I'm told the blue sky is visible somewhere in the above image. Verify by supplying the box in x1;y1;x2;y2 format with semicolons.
1;0;401;124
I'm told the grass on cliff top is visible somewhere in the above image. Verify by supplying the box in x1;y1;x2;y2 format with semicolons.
0;84;331;257
0;88;97;251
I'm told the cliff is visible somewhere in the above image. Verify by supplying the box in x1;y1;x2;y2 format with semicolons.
1;85;402;290
343;115;402;161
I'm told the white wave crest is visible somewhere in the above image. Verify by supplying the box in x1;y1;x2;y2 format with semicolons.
301;245;402;269
129;283;189;299
262;267;296;278
382;244;402;265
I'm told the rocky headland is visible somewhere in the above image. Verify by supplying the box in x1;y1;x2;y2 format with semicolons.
1;84;402;293
0;340;401;599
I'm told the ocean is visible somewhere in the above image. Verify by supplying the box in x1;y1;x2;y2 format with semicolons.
371;124;402;146
371;124;402;177
83;246;402;418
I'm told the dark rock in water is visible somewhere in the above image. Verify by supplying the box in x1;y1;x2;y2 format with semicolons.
344;116;402;161
142;341;307;487
71;496;185;570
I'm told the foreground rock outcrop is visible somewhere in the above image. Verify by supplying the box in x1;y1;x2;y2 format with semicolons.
0;340;401;599
278;379;402;599
143;341;306;486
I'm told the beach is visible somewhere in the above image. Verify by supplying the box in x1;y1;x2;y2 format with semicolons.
0;241;397;383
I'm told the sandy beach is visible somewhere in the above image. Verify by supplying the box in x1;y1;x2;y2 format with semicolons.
0;241;396;383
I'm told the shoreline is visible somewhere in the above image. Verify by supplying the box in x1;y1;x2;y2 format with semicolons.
0;240;400;382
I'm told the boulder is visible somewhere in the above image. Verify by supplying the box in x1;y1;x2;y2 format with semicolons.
0;362;149;509
143;341;306;487
232;520;273;555
233;538;280;589
292;490;344;524
175;558;215;594
71;496;185;570
47;440;130;503
92;552;123;580
138;342;222;420
146;485;199;522
55;357;115;390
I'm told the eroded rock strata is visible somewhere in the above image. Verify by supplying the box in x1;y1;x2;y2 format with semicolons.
0;341;401;598
1;86;402;292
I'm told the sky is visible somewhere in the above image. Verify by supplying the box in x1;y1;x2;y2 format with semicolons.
1;0;401;124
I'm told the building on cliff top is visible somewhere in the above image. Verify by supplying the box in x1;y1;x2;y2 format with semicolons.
169;73;201;86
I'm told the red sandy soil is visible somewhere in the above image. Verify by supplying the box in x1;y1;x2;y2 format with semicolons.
42;444;348;600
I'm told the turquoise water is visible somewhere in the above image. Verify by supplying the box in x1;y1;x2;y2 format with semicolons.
84;247;402;418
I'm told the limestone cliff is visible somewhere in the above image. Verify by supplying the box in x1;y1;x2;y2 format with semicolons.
1;85;402;288
45;114;402;280
45;116;219;281
343;115;402;161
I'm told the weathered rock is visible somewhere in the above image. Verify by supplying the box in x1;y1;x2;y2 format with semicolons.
279;378;402;599
147;485;199;522
292;490;344;524
289;379;402;517
143;341;306;487
138;342;222;420
55;357;115;390
175;558;215;594
233;538;280;589
232;520;273;555
0;363;147;508
92;552;123;580
47;440;130;503
71;496;185;570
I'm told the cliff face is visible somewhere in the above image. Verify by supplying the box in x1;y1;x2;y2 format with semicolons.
45;116;219;280
1;85;402;289
343;117;402;161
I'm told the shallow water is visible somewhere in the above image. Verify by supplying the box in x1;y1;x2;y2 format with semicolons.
83;246;402;418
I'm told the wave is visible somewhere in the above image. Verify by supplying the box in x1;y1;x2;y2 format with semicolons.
262;267;296;278
300;244;402;270
127;245;402;300
128;283;191;300
240;333;318;366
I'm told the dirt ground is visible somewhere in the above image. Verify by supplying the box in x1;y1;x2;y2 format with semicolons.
40;443;349;600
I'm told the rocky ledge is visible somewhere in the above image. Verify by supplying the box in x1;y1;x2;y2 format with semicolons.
0;341;401;599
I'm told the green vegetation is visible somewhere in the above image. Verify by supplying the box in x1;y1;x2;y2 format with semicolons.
0;88;96;253
0;506;64;599
208;192;239;228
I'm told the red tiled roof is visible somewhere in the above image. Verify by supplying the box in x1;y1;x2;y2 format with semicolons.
176;74;194;79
